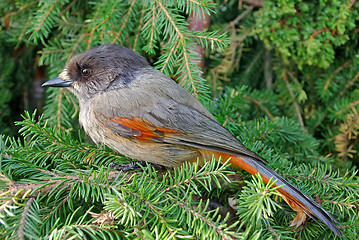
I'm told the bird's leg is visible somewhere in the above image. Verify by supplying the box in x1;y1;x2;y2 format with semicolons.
109;161;162;171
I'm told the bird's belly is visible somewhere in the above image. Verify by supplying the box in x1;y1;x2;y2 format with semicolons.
103;134;199;168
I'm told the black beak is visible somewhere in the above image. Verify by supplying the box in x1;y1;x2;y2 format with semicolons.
42;77;73;87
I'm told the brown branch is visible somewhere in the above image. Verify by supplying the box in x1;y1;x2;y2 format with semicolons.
264;49;273;90
160;39;180;72
164;170;221;192
324;60;351;90
33;0;58;33
222;6;254;33
336;100;359;116
180;49;200;98
6;169;131;199
175;200;234;240
18;197;34;240
308;27;331;43
187;0;207;6
111;0;137;44
149;3;159;51
349;0;356;7
184;33;225;43
40;49;68;55
243;95;274;119
71;33;87;56
242;0;264;7
64;90;79;118
282;71;306;132
306;74;317;95
141;4;158;30
132;8;146;50
287;71;305;99
90;211;116;227
19;18;32;41
59;0;76;16
156;0;199;98
87;18;109;49
267;224;280;239
338;71;359;98
155;0;182;43
84;151;97;165
4;0;38;26
43;195;70;221
222;116;229;127
325;200;358;210
86;2;109;49
308;0;355;45
240;47;264;85
56;89;64;129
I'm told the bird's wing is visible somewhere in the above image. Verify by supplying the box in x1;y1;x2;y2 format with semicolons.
91;75;265;162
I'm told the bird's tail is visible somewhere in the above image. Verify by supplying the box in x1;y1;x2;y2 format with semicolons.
207;151;343;236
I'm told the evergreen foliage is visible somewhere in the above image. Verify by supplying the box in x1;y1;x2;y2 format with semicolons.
1;0;359;239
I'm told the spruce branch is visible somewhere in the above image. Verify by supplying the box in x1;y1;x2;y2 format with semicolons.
324;60;351;90
156;0;200;98
335;100;359;116
221;5;254;33
56;88;64;129
17;197;34;240
143;2;160;52
87;2;117;49
4;1;38;19
159;39;180;73
28;0;60;44
1;113;240;237
19;17;32;42
112;0;136;43
338;71;359;98
32;0;58;33
132;7;146;50
243;94;274;119
174;199;237;240
282;70;306;132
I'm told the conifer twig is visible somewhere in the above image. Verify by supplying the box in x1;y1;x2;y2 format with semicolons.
221;6;254;33
156;0;199;98
111;0;137;44
282;70;306;132
18;197;34;240
33;0;58;34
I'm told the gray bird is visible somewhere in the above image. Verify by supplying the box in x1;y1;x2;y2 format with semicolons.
43;44;342;236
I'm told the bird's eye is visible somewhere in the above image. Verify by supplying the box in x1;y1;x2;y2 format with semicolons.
81;68;91;77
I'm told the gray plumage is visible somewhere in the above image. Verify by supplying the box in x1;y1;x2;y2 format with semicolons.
42;44;342;236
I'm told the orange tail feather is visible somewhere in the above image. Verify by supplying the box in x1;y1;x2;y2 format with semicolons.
201;150;342;236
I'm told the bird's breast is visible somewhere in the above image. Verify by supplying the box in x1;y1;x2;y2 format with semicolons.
78;101;104;144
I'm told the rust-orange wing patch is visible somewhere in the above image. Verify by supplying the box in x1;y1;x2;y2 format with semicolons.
110;117;178;140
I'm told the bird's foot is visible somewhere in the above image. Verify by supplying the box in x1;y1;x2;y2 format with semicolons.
109;161;161;171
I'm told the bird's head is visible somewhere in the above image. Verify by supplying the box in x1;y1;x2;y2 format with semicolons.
42;44;149;100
